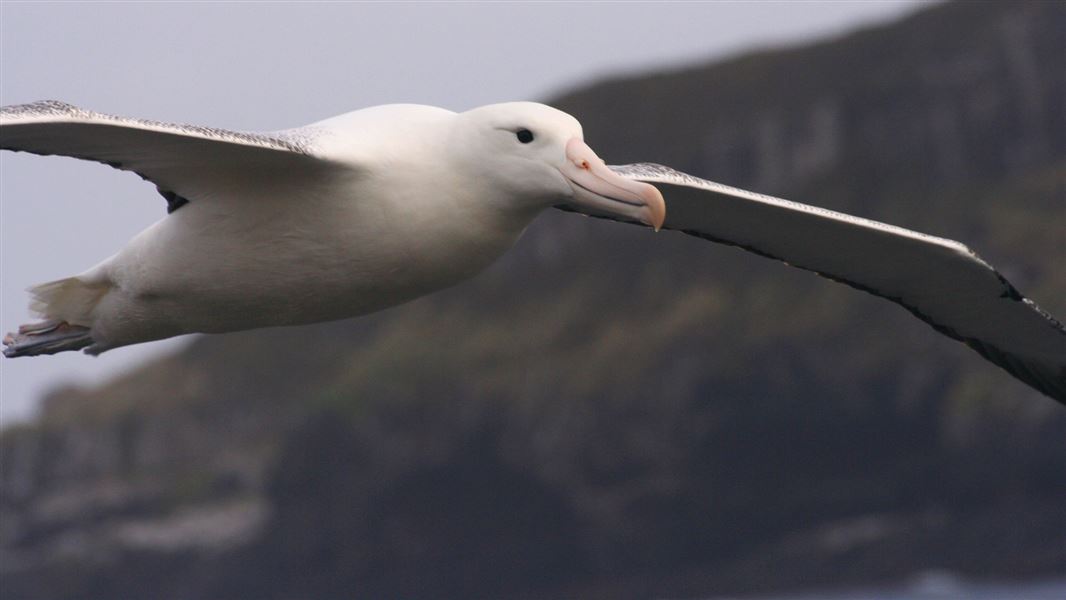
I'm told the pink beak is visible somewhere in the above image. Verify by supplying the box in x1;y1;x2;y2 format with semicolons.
559;138;666;231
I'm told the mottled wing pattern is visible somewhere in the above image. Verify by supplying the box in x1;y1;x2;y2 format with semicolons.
568;163;1066;403
0;100;333;212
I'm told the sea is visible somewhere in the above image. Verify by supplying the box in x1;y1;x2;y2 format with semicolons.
707;573;1066;600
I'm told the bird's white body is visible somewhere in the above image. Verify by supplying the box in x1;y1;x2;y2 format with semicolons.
77;104;540;350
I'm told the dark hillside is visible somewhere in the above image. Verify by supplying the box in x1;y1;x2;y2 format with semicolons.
2;2;1064;598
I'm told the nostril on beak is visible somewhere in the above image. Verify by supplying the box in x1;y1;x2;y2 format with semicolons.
580;160;590;169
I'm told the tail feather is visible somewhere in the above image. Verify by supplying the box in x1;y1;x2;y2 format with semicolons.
28;276;109;326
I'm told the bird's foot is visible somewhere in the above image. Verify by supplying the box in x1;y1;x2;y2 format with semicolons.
3;320;93;357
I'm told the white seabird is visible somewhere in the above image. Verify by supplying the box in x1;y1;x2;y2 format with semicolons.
1;100;1064;403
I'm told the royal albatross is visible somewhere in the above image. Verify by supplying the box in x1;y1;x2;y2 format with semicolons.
1;100;1064;404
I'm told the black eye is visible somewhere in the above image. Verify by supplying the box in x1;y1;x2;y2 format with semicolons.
515;129;534;144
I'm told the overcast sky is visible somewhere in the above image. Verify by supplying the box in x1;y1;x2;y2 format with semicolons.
0;1;924;426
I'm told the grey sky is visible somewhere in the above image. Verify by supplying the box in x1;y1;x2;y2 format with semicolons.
0;1;923;425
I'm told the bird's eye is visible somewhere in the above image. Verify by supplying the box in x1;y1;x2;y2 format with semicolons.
515;129;534;144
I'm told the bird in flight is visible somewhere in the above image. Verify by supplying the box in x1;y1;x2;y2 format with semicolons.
2;100;1063;403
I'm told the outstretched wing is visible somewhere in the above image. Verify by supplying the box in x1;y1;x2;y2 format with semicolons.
0;100;338;212
570;163;1066;404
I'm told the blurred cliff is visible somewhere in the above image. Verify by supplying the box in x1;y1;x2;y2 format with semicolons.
2;2;1064;598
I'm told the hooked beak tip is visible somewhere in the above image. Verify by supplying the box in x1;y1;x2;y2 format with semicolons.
564;138;667;231
645;185;666;232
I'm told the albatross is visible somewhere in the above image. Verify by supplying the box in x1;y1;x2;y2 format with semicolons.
2;100;1064;404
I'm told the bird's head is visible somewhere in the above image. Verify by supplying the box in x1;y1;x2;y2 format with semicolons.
452;102;665;230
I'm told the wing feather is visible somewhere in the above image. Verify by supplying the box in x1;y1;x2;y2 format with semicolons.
0;100;338;210
577;163;1065;403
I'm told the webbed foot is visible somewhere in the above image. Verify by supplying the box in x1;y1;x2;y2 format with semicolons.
3;320;93;357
